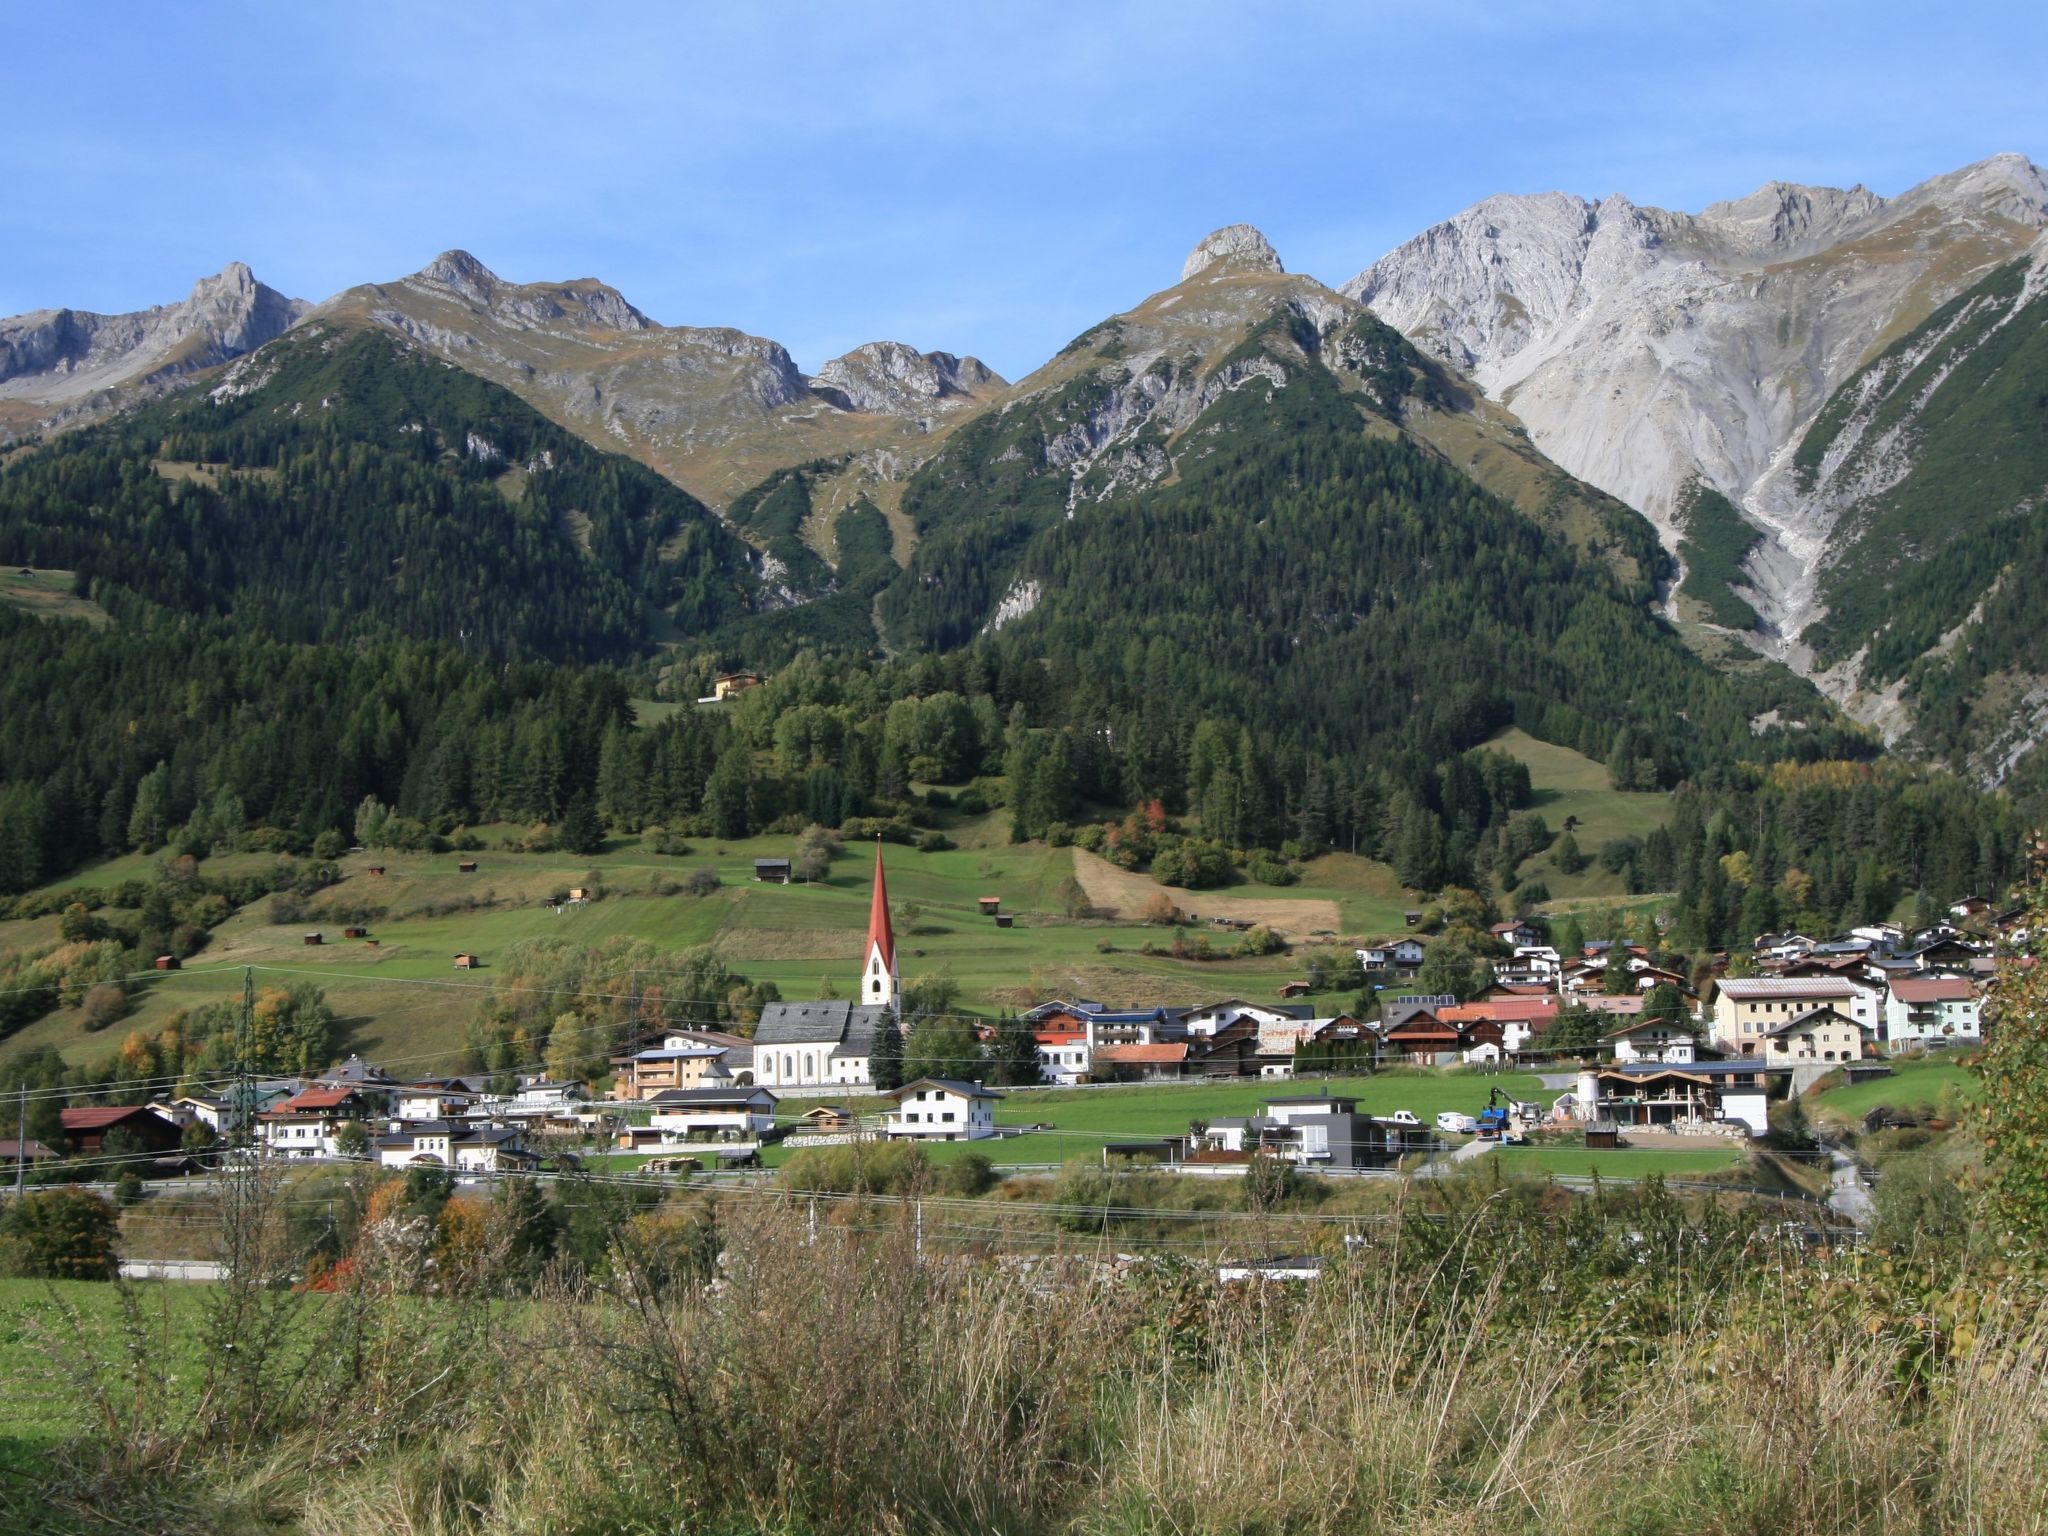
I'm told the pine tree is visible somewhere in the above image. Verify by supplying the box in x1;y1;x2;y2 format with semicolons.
869;1011;904;1091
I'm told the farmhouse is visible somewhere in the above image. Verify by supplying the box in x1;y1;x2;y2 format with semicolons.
882;1079;1002;1141
1093;1043;1192;1082
610;1041;732;1099
57;1105;183;1161
1033;1028;1090;1086
753;859;792;884
395;1079;485;1122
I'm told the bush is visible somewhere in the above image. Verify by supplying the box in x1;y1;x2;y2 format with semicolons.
778;1141;930;1197
0;1189;119;1280
685;868;723;898
1247;857;1297;887
645;826;693;856
956;789;990;816
936;1153;999;1197
78;982;129;1033
267;891;309;925
915;832;954;853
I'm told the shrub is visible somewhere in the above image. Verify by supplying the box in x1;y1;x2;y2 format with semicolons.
0;1189;119;1280
267;891;309;925
78;982;130;1033
915;832;954;853
1247;857;1297;887
778;1141;930;1196
685;868;723;898
956;789;990;816
936;1153;999;1197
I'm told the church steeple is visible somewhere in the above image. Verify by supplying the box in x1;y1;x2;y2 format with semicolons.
861;839;898;1011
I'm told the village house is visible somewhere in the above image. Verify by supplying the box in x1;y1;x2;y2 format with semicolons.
799;1104;856;1133
1091;1042;1192;1082
1603;1015;1703;1064
374;1121;536;1174
257;1085;376;1159
1176;999;1306;1037
1883;975;1982;1048
1579;1062;1783;1136
1710;976;1870;1056
609;1040;732;1099
394;1079;485;1123
1760;1004;1870;1064
643;1085;778;1141
0;1138;57;1168
57;1104;184;1161
882;1079;1002;1141
1033;1028;1090;1086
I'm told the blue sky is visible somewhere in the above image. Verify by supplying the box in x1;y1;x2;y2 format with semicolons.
4;1;2042;377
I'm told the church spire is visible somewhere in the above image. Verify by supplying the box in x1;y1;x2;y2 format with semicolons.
862;838;898;1010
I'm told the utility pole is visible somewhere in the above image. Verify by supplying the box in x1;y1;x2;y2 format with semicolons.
13;1083;25;1199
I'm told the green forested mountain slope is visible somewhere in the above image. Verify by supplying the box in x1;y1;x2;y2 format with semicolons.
881;270;1847;787
1790;247;2048;787
0;326;756;659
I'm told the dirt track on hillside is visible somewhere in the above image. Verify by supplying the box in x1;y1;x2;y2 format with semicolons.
1070;850;1342;940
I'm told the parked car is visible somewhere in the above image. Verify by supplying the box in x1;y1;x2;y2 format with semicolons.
1435;1111;1477;1135
1385;1109;1422;1126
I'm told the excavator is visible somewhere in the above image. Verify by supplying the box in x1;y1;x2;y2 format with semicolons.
1475;1086;1527;1144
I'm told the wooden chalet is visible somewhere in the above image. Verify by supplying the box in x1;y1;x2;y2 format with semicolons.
754;858;792;884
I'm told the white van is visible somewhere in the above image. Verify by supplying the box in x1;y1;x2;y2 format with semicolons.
1435;1111;1477;1135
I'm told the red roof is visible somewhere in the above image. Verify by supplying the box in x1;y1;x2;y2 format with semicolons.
59;1105;167;1131
268;1085;358;1115
1093;1044;1189;1064
1033;1029;1086;1046
1440;998;1559;1024
1890;976;1976;1004
866;841;895;975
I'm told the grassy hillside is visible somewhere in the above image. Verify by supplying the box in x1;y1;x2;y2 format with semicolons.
0;827;1432;1073
1487;727;1672;899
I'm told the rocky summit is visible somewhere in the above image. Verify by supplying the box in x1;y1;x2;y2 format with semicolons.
1182;223;1285;281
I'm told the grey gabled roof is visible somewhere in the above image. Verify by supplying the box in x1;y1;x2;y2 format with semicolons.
645;1086;778;1108
753;1001;852;1046
893;1077;1002;1100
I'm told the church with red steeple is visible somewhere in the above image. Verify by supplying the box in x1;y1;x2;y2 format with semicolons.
860;839;899;1012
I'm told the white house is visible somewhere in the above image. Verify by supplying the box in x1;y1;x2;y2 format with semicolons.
883;1079;1002;1141
1883;975;1982;1048
1357;939;1425;974
1179;1000;1301;1038
644;1085;778;1141
373;1121;534;1173
1603;1017;1701;1064
256;1085;376;1159
395;1079;483;1123
1033;1029;1090;1086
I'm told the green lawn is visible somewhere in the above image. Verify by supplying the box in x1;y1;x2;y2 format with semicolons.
1806;1058;1977;1122
0;1278;218;1460
1492;1143;1747;1180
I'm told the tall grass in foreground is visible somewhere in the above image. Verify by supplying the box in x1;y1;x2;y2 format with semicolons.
16;1187;2048;1536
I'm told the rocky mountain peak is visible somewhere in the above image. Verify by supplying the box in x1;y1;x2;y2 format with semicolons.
1181;224;1284;281
810;342;1005;416
398;251;651;333
0;263;308;419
